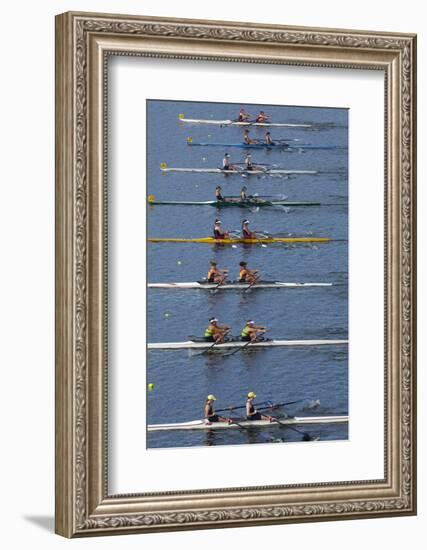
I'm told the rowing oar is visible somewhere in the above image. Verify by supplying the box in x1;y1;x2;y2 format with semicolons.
253;231;272;248
201;329;231;355
225;338;254;356
233;162;272;167
215;400;273;414
256;399;311;412
222;415;250;431
243;275;261;293
255;231;272;239
266;414;315;441
211;272;230;293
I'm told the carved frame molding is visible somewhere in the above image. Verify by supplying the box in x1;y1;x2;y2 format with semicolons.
55;12;416;537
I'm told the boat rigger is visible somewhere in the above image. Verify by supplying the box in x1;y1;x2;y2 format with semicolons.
148;415;348;432
148;339;348;350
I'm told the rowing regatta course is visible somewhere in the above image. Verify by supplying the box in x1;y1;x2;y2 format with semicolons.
147;100;348;449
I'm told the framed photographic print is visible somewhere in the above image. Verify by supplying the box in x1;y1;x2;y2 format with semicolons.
55;12;417;537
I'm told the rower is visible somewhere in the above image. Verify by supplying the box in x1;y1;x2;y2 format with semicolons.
215;186;224;201
238;108;250;122
246;392;270;421
255;111;269;123
265;131;273;145
242;219;256;239
222;153;235;171
241;320;266;342
244;153;254;171
239;261;259;284
213;219;229;240
204;395;231;424
207;261;228;284
204;395;220;423
243;129;254;145
240;186;248;200
204;318;231;343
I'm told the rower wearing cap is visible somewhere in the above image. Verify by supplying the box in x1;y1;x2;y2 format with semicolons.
215;186;224;201
207;261;228;284
242;219;257;239
239;261;259;284
238;108;251;122
241;320;266;342
204;395;231;425
204;318;231;343
255;111;269;123
204;395;221;423
265;131;273;145
246;392;270;421
213;219;229;240
222;153;235;172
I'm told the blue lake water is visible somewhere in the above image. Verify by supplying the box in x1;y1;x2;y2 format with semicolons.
146;100;348;448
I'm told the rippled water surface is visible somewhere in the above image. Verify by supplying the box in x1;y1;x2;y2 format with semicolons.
146;100;348;448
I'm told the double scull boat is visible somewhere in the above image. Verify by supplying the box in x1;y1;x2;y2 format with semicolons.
178;116;312;128
148;415;348;432
148;196;320;208
148;281;332;290
160;166;317;175
148;236;330;244
148;338;348;350
187;141;336;151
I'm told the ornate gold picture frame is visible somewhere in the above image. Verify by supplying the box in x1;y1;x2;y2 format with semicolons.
55;11;416;537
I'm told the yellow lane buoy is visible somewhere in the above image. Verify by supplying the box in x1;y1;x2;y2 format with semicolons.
148;195;155;203
148;383;154;391
160;162;167;169
178;114;185;119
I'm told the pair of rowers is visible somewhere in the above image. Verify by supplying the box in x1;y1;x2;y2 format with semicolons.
204;392;270;424
213;218;257;240
215;186;249;201
222;153;260;172
207;260;258;285
243;129;277;145
238;108;270;123
204;318;266;344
